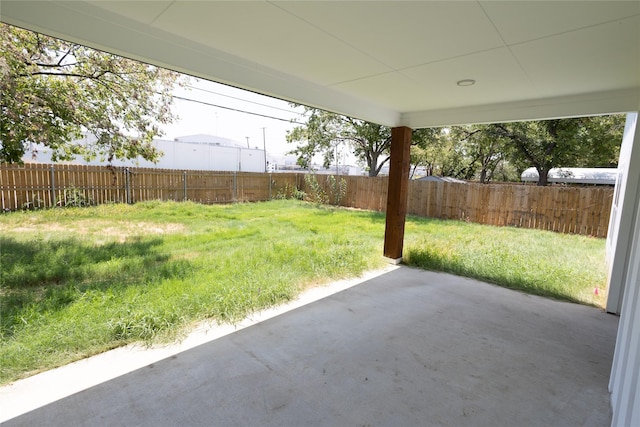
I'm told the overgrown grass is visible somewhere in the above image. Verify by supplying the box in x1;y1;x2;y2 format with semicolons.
403;216;607;307
0;200;385;384
0;200;607;384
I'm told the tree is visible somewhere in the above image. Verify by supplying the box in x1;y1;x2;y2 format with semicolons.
0;23;183;164
411;127;479;180
574;114;625;167
286;107;391;177
487;115;624;185
449;125;513;183
410;128;444;178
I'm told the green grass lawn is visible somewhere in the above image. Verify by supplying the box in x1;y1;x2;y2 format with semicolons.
0;200;607;384
403;217;606;306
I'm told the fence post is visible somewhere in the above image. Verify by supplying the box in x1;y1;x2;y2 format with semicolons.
50;165;57;207
125;168;132;204
269;173;272;200
183;171;187;201
233;172;237;202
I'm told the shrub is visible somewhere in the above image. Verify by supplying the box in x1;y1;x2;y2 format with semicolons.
274;183;306;201
303;174;347;206
326;175;347;206
304;174;328;204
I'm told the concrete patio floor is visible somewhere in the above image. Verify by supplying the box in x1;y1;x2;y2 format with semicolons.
1;267;618;426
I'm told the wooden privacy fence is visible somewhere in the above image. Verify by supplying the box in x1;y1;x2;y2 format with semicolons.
0;163;301;210
1;163;613;237
405;181;612;237
299;174;613;238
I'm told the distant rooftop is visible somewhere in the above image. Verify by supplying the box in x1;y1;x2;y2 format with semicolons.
521;167;618;185
174;134;244;148
415;176;467;184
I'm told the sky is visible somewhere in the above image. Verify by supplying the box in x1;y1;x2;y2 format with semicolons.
162;78;306;157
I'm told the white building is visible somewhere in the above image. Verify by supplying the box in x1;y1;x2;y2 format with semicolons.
521;167;618;185
24;134;267;173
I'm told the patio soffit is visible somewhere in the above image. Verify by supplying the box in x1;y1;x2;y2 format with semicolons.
1;1;639;127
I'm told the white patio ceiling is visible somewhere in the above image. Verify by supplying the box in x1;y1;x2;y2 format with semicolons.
1;1;639;128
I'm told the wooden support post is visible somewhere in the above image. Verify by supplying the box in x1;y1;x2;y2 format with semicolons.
384;126;412;262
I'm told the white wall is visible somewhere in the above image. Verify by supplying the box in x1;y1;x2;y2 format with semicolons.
609;112;640;426
23;137;267;173
606;113;640;314
610;196;640;426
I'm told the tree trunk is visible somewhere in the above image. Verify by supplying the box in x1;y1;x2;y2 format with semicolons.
537;167;550;186
479;168;488;184
368;152;382;177
409;164;417;179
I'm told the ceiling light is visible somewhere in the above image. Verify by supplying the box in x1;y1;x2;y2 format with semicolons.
457;79;476;87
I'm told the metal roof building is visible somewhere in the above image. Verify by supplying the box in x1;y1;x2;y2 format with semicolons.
521;167;618;185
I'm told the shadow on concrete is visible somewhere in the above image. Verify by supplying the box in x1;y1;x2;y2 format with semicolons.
3;267;618;426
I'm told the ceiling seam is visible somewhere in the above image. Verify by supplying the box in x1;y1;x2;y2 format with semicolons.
396;45;508;74
476;1;539;94
505;13;640;49
149;1;176;26
327;69;406;88
329;44;512;88
265;1;396;72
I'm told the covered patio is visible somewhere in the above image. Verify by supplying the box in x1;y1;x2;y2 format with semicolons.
1;267;618;426
1;2;639;425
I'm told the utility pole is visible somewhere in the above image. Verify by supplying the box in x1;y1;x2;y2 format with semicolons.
262;127;267;172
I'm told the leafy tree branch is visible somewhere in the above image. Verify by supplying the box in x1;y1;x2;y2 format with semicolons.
1;23;185;164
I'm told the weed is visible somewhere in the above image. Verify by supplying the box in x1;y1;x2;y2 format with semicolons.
273;183;306;201
304;174;328;204
58;186;93;208
303;174;347;206
21;196;45;211
326;175;347;205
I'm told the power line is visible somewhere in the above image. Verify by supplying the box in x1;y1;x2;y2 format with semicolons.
171;94;305;125
185;84;300;115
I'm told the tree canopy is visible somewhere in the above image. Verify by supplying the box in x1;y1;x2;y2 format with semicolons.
286;102;623;184
0;23;183;164
286;107;391;177
485;115;624;185
412;116;624;185
410;126;519;182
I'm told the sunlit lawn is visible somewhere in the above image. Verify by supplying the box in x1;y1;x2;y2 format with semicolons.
0;200;607;384
403;217;606;306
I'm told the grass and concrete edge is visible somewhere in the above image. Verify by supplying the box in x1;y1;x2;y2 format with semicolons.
0;265;399;423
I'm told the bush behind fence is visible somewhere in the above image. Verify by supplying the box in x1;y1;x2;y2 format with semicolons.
1;163;613;237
